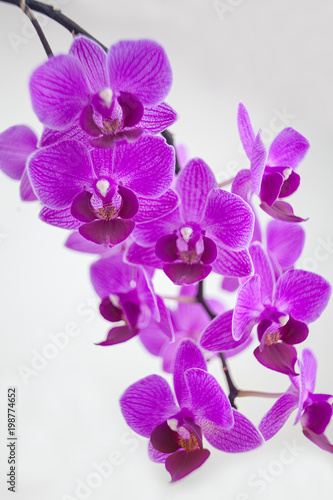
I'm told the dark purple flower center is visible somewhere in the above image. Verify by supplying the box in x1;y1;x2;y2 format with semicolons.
155;224;217;266
80;88;144;147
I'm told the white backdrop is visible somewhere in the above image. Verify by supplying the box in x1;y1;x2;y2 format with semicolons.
0;1;333;499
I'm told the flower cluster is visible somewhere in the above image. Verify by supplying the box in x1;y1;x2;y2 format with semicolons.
1;29;332;483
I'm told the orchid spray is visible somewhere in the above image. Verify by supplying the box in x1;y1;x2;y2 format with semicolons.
0;0;332;485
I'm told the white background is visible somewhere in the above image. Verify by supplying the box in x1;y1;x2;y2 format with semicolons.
0;1;333;499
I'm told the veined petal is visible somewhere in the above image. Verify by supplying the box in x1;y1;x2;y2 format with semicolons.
267;220;305;270
132;208;181;247
176;158;217;223
0;125;37;180
20;169;38;201
204;189;254;250
173;339;207;408
120;375;178;437
39;206;81;229
233;275;263;341
138;102;177;134
70;35;108;93
259;392;299;440
28;140;93;209
90;253;135;296
134;189;180;224
231;169;253;202
249;243;275;303
125;242;164;269
267;128;310;169
112;135;175;197
185;368;233;430
300;348;317;394
200;310;247;352
212;244;253;278
30;54;90;129
237;103;255;160
108;40;172;106
205;409;263;452
275;269;332;324
250;131;266;195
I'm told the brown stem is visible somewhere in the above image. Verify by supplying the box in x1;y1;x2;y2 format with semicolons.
1;0;107;50
20;0;53;57
196;280;239;408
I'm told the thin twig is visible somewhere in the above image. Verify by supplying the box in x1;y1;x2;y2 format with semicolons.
237;390;285;399
1;0;107;50
20;0;53;57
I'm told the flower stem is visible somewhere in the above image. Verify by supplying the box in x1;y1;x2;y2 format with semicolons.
161;130;181;175
1;0;107;50
20;0;53;57
237;390;284;399
218;176;236;188
196;280;239;409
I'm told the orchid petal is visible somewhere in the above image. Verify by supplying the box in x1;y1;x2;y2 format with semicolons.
108;40;172;106
205;409;263;452
173;339;207;408
267;127;310;169
259;392;299;440
30;54;90;129
275;269;331;324
70;36;108;93
165;448;210;482
120;375;178;438
0;125;37;180
233;275;263;341
237;103;255;159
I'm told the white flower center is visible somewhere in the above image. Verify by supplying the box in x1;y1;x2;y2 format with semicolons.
282;167;293;180
96;179;110;197
99;88;113;108
167;418;179;432
278;314;289;327
180;226;193;243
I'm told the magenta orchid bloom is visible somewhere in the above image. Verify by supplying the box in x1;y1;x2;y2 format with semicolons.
28;135;175;245
30;36;176;147
233;102;310;222
120;339;263;481
259;349;333;453
0;125;38;201
126;157;254;285
90;253;173;345
200;242;331;376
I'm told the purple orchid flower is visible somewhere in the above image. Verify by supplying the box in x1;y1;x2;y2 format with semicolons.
29;36;176;147
28;135;175;245
233;102;310;222
259;349;333;453
201;242;331;375
90;253;173;345
0;125;38;201
120;339;263;481
125;158;255;285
